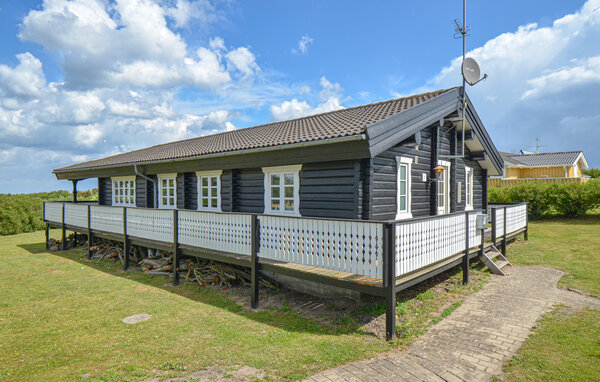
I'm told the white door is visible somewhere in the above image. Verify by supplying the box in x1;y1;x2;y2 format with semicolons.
437;160;451;215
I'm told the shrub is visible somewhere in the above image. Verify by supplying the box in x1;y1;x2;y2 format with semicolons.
488;179;600;219
0;189;98;236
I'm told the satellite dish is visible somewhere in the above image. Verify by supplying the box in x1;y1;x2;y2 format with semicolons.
462;57;481;86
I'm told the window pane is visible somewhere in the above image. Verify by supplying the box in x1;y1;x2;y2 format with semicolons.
284;173;293;185
120;180;124;188
211;187;217;197
271;174;280;185
271;199;280;210
399;165;406;180
125;196;129;203
114;196;118;203
438;195;444;206
120;196;123;202
202;177;208;187
399;196;406;211
211;199;217;208
284;199;294;211
169;188;174;197
162;179;167;187
284;186;293;198
271;186;280;198
169;179;174;187
211;177;217;187
163;197;167;205
399;180;406;195
202;199;208;207
202;188;208;197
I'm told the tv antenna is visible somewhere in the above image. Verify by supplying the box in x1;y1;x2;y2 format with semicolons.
450;0;488;159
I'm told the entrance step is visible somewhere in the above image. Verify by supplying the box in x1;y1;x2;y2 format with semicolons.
480;246;512;276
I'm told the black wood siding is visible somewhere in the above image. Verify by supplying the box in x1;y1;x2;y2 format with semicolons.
221;170;233;212
135;177;147;208
299;160;357;219
98;177;112;205
370;128;433;221
233;168;264;213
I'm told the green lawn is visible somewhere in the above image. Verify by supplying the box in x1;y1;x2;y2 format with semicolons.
501;215;600;381
0;231;485;381
509;214;600;297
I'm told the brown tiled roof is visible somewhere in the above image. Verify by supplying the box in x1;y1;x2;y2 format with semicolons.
55;88;452;172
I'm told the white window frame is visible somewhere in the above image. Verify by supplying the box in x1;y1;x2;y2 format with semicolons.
196;170;222;212
157;173;177;209
395;157;413;220
262;164;302;216
437;160;451;215
111;176;136;207
465;166;473;211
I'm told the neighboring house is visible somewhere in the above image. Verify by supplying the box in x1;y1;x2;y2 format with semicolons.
499;151;589;179
53;87;503;220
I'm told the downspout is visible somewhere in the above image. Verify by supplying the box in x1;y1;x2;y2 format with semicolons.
563;165;568;178
134;164;157;208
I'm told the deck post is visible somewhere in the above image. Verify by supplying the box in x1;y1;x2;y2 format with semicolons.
60;203;66;251
87;204;93;259
383;222;397;341
463;212;470;285
502;206;507;255
524;202;529;241
172;209;180;286
123;208;129;270
491;207;497;247
479;214;485;257
250;215;259;309
45;223;49;250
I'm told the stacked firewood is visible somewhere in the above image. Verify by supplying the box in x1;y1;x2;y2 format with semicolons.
47;233;88;251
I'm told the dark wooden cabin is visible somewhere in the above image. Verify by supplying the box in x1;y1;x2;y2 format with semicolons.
54;87;503;220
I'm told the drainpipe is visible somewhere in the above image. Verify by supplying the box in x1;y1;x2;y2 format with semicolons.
134;164;157;208
563;165;568;178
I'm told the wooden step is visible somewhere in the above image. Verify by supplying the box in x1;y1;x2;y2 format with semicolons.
479;246;512;276
495;260;510;270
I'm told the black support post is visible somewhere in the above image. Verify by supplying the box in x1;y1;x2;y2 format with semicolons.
502;206;507;255
72;180;78;203
491;207;497;246
430;125;439;216
524;202;529;241
45;223;49;250
172;209;180;286
123;208;129;270
383;223;397;341
60;203;66;251
250;214;259;309
87;204;93;260
463;212;470;285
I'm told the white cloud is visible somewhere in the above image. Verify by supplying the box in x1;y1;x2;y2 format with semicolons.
165;0;218;29
293;34;314;55
225;47;260;77
0;53;46;98
270;76;344;121
423;0;600;165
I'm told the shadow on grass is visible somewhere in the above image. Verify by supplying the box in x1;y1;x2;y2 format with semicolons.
18;238;488;339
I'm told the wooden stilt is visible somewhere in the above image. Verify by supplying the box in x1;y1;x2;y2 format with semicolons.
462;212;470;285
384;223;397;341
251;215;259;309
172;210;180;286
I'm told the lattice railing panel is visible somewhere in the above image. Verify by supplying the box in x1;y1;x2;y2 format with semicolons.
90;206;123;234
126;208;173;243
494;208;505;238
506;204;527;234
44;202;63;223
394;213;466;277
178;211;252;256
258;216;384;278
64;203;88;228
468;211;482;248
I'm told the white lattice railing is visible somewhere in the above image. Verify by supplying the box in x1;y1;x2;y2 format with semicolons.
494;208;505;238
258;215;384;278
44;202;63;223
90;206;124;234
126;208;173;243
506;204;527;233
393;213;466;277
64;203;88;228
468;211;482;248
178;211;252;256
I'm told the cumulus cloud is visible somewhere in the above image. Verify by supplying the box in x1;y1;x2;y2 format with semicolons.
423;0;600;165
270;76;344;121
0;53;46;98
225;47;260;77
165;0;218;29
292;34;314;55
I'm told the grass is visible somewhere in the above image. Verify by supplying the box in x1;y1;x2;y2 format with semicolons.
0;230;488;381
508;214;600;297
499;214;600;381
502;306;600;381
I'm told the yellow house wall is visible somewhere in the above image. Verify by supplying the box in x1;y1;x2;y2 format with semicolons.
505;166;573;179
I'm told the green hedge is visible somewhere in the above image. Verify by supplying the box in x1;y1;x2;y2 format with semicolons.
489;179;600;219
0;190;98;236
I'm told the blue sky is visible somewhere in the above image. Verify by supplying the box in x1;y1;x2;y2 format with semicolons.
0;0;598;193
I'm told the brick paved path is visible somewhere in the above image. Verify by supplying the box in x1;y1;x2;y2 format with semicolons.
305;266;600;382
